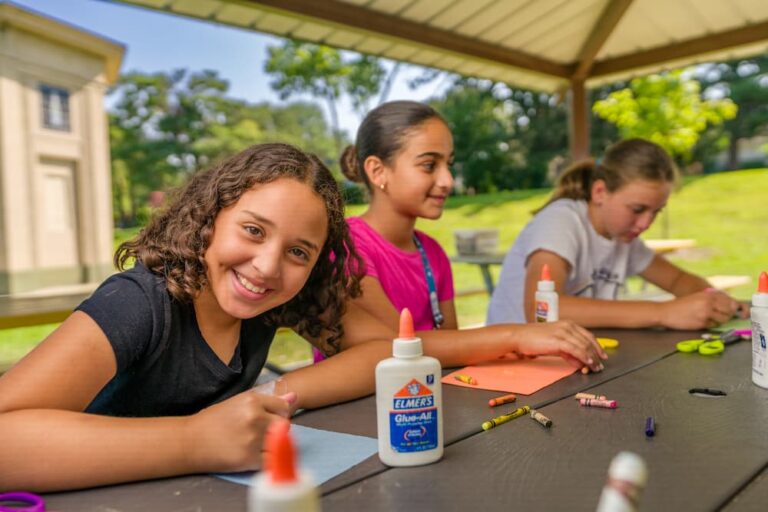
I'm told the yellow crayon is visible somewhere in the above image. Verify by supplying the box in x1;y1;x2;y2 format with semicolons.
454;374;478;385
482;405;531;431
597;337;620;349
488;393;517;407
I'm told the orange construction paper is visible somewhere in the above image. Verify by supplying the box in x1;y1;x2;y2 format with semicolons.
442;356;578;395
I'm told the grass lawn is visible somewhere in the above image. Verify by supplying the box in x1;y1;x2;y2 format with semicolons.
2;168;766;369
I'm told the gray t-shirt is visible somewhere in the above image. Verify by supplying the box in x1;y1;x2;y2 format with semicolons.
486;199;655;324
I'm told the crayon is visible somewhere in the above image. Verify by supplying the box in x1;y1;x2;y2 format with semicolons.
488;393;517;407
529;409;553;428
454;374;478;385
482;405;531;431
645;416;655;437
688;387;727;396
579;398;617;409
596;337;619;349
574;392;607;401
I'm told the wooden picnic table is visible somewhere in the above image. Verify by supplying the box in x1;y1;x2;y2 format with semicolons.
0;291;93;330
42;327;768;511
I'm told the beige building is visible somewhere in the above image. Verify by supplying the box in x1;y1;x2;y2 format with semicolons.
0;2;124;294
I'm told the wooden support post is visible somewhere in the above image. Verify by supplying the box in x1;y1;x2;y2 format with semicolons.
568;78;589;161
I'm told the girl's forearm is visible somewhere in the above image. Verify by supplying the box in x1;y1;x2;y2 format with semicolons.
283;340;391;410
0;409;191;492
559;296;663;328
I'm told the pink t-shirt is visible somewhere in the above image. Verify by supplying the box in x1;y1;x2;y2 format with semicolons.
348;217;455;331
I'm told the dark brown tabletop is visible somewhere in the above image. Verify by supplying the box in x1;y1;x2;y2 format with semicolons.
322;340;768;511
722;465;768;512
43;327;763;511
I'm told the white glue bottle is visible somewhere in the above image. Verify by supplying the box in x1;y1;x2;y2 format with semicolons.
375;308;443;466
250;420;320;512
751;271;768;389
596;451;648;512
535;263;559;322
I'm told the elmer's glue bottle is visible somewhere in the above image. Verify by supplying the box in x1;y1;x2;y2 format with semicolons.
596;451;648;512
751;271;768;389
535;264;559;322
375;308;443;466
250;420;320;512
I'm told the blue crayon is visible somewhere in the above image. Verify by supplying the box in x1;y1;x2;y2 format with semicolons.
645;416;655;437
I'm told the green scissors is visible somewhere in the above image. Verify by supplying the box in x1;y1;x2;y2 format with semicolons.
676;338;725;355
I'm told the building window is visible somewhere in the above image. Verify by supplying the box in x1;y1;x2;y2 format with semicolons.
40;85;71;131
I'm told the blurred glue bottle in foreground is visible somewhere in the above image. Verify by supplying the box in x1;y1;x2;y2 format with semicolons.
250;419;320;512
596;451;647;512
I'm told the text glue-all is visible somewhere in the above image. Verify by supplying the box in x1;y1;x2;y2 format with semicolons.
535;263;559;322
250;420;320;512
596;451;648;512
751;271;768;389
375;308;443;466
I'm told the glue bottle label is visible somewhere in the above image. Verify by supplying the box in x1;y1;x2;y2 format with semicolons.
535;300;549;322
389;378;438;452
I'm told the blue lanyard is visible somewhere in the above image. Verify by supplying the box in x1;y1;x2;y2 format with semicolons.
413;235;444;329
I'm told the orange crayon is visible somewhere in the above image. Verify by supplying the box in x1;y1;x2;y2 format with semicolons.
488;393;517;407
454;374;478;385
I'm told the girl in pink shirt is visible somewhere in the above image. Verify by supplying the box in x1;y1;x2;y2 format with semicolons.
337;101;606;371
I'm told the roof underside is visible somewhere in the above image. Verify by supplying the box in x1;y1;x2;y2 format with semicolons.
116;0;768;93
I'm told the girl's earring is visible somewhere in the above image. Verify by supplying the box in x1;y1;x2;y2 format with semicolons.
379;182;386;191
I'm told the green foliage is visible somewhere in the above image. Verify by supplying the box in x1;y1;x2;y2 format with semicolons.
108;70;338;226
265;40;386;152
592;71;737;161
696;56;768;170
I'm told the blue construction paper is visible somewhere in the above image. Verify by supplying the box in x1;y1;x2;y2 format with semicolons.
215;424;378;486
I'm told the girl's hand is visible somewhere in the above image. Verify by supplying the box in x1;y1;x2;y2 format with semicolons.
660;290;741;330
182;389;294;473
509;321;607;371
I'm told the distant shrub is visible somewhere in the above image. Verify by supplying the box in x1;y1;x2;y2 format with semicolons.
340;180;367;205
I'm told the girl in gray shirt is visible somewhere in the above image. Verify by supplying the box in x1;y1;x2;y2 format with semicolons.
488;138;746;330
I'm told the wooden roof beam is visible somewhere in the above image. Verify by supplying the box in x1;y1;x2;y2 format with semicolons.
246;0;571;79
590;19;768;77
571;0;633;80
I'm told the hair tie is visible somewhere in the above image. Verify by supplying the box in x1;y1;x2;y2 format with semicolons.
595;157;602;167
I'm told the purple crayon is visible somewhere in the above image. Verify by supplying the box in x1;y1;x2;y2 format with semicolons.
580;397;617;409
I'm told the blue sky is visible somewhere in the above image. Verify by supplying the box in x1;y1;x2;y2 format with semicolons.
11;0;447;137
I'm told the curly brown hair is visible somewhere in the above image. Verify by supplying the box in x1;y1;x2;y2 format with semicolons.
115;143;362;354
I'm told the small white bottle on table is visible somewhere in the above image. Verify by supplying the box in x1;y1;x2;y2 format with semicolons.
751;271;768;388
535;263;559;322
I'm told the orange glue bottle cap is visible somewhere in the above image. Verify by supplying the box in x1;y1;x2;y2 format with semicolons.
399;308;415;338
264;420;296;484
541;263;552;281
394;308;422;357
759;272;768;294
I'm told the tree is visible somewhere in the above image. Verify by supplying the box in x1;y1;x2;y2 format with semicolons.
696;56;768;169
108;69;338;226
433;80;520;193
592;71;737;162
264;40;387;154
